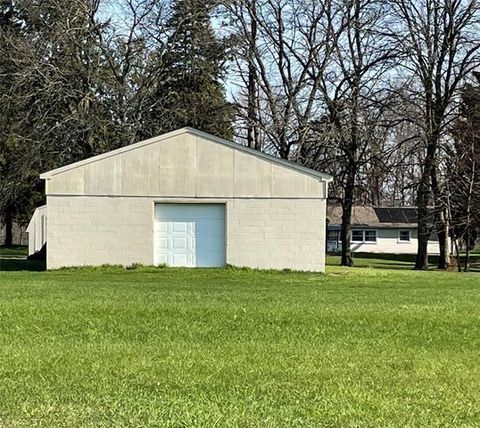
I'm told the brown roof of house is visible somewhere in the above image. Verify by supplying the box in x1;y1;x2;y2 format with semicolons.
327;205;427;228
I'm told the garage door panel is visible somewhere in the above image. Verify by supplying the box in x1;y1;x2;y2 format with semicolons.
156;237;168;250
196;219;224;234
172;237;189;250
172;253;189;266
156;254;168;265
156;222;168;232
197;253;223;267
173;222;189;233
195;239;224;250
155;204;224;220
154;204;225;267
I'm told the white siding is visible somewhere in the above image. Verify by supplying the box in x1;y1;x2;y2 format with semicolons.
26;205;47;256
327;227;449;255
45;131;328;199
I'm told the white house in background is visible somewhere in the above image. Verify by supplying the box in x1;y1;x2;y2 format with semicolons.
26;204;47;256
35;127;332;271
326;205;451;255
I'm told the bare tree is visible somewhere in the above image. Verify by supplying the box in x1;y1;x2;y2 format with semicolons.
0;0;169;240
224;0;399;266
224;0;332;157
447;73;480;271
390;0;480;269
86;0;175;145
243;0;260;149
304;0;398;266
0;0;99;239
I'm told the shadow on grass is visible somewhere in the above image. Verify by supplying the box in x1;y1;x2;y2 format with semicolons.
2;251;477;273
353;263;414;270
0;245;28;257
353;252;431;263
0;258;46;272
327;252;480;272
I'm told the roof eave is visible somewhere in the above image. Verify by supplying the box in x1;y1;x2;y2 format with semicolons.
328;223;418;228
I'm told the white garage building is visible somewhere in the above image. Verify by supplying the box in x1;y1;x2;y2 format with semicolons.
39;128;332;271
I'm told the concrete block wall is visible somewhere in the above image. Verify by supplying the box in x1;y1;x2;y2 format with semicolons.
47;196;327;271
226;198;326;271
47;196;153;269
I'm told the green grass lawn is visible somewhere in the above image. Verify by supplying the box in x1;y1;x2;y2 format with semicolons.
0;265;479;427
327;252;480;272
0;246;45;272
2;245;478;271
0;245;27;257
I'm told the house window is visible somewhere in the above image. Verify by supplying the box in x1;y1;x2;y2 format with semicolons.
364;230;377;242
352;230;364;242
399;230;411;242
351;230;377;243
327;230;340;242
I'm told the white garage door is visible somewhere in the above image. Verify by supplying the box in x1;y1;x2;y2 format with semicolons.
154;204;225;267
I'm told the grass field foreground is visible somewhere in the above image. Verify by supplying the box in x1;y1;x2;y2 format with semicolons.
0;264;479;427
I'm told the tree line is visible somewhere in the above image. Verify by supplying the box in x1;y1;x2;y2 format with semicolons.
1;0;479;270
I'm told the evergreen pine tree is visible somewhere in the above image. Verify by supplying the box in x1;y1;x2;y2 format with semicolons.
450;73;480;258
144;0;233;139
0;0;34;244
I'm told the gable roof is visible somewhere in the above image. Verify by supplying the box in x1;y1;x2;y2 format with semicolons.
374;207;418;224
40;127;333;182
327;205;432;228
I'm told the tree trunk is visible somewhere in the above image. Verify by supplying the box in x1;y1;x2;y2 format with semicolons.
415;175;430;269
453;234;462;272
435;209;450;269
415;141;437;270
370;169;381;205
4;205;13;246
444;183;460;271
340;169;355;267
246;0;259;151
464;221;471;272
431;164;449;269
464;233;470;272
247;63;258;150
436;220;448;269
